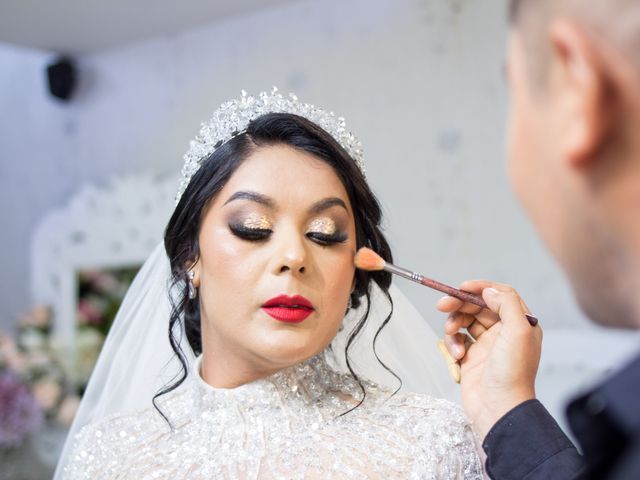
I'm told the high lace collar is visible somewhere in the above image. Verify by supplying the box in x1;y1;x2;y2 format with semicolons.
189;351;367;421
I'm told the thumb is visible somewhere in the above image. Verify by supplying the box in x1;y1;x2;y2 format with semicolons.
482;287;528;327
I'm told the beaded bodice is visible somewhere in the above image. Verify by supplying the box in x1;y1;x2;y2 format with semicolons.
63;353;483;479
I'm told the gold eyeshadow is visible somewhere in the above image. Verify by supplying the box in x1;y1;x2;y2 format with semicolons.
308;217;337;235
242;212;272;230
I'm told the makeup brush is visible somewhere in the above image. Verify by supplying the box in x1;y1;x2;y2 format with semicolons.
354;247;539;327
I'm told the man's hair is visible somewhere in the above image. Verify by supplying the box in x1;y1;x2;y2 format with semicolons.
508;0;526;24
508;0;640;83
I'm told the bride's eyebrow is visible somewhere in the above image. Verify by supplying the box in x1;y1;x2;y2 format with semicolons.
309;197;348;214
223;192;347;214
223;191;275;209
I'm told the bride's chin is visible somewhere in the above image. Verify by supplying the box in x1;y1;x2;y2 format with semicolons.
253;331;328;367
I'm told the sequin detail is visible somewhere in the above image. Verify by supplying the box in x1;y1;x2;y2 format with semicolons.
63;352;483;479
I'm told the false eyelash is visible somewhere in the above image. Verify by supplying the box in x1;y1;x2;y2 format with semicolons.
229;224;272;241
307;232;348;246
230;224;347;246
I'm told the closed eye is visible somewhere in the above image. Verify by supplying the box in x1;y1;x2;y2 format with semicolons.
306;232;348;246
229;224;272;242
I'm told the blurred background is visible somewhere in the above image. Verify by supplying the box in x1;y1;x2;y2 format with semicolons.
0;0;638;478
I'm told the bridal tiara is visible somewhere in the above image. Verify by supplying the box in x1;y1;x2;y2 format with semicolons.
175;87;365;202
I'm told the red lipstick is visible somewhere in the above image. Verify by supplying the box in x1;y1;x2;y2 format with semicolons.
262;295;314;323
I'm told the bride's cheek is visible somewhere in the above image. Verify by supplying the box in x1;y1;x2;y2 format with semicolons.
325;258;356;308
202;233;257;280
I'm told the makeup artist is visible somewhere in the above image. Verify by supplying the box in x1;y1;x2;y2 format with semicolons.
438;0;640;478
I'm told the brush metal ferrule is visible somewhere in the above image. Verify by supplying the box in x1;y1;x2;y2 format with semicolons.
383;263;424;284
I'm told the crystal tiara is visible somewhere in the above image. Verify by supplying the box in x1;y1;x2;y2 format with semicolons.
175;87;365;202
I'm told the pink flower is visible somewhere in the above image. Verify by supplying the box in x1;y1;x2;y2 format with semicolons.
56;394;80;426
32;378;62;412
18;305;52;329
77;299;104;326
0;335;27;374
83;270;119;293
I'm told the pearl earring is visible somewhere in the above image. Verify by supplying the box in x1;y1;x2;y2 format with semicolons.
187;271;197;300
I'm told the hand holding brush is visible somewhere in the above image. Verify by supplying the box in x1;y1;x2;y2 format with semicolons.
354;246;542;427
353;247;539;326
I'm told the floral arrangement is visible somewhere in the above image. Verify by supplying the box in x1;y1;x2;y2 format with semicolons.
0;368;43;449
0;306;79;449
0;265;139;449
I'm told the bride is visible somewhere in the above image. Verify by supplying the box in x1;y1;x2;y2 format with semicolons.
56;89;483;479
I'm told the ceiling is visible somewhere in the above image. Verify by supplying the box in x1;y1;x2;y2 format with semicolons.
0;0;296;54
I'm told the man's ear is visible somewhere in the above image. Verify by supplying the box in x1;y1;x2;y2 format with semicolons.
548;19;615;167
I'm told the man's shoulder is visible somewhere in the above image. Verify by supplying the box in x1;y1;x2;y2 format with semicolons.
484;399;583;479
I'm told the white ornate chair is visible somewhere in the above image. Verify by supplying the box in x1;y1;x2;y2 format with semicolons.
30;173;177;358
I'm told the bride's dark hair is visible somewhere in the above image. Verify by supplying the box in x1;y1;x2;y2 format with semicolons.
159;112;396;420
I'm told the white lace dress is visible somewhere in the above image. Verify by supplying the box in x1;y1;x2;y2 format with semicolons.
62;353;483;479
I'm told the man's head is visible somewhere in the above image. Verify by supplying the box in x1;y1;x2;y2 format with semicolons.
506;0;640;328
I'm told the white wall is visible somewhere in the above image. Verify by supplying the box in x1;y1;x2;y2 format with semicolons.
0;0;589;333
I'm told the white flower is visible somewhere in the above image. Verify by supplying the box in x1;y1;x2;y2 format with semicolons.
74;329;105;386
18;328;47;351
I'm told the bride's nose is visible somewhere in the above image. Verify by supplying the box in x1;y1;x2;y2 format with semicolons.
274;232;308;275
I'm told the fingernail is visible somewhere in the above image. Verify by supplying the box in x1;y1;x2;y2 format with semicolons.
482;288;502;312
484;287;499;297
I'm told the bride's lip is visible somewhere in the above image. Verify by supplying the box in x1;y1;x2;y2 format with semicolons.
261;295;314;323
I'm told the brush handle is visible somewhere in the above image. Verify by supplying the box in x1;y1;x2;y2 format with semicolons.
383;263;538;326
422;277;487;307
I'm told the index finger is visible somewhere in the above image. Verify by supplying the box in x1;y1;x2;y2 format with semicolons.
436;295;484;314
458;279;497;293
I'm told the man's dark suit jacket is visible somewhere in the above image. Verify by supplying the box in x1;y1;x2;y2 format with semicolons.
482;352;640;479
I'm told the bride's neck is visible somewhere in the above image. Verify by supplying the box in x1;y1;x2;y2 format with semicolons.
198;326;302;388
198;320;324;388
199;348;283;389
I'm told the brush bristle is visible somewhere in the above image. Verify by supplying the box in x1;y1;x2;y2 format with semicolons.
354;247;386;271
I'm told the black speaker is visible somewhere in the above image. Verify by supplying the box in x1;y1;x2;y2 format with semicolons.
46;57;76;101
